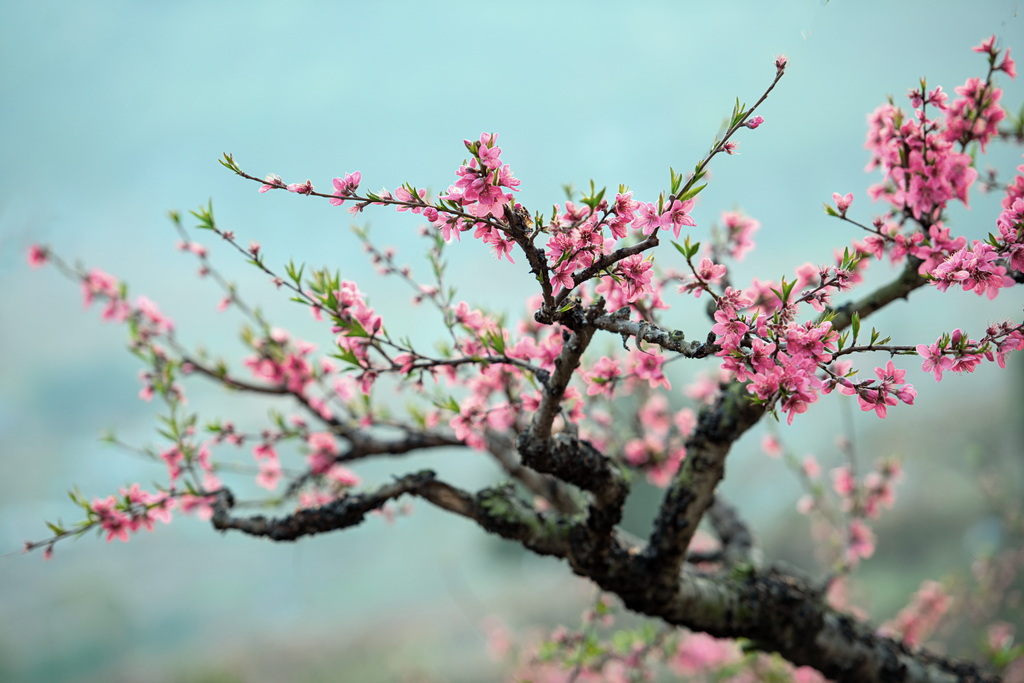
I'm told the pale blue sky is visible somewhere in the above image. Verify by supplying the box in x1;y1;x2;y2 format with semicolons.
1;2;1022;680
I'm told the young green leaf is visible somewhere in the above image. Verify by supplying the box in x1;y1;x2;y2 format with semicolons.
679;183;707;202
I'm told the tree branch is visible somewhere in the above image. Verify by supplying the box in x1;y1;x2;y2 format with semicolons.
486;434;583;516
658;566;997;683
415;479;573;559
592;310;719;357
645;382;767;595
208;461;997;681
210;471;436;541
517;303;628;515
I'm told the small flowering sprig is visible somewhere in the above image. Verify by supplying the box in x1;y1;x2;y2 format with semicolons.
671;236;728;301
712;209;761;262
226;58;785;335
24;354;227;559
878;580;953;648
766;431;902;575
708;249;882;424
180;197;549;415
825;191;854;219
916;323;1024;380
828;360;917;419
24;485;180;559
24;231;529;553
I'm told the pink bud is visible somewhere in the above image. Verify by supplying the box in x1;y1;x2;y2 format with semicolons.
27;244;49;268
832;192;854;216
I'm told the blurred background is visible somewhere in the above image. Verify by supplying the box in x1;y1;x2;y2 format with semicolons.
2;1;1023;681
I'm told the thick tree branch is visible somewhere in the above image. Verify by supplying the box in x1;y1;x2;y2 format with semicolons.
516;301;632;578
658;566;997;683
208;464;996;681
554;532;997;683
210;471;436;541
415;479;573;558
517;303;626;513
486;434;583;515
212;472;575;559
645;382;767;595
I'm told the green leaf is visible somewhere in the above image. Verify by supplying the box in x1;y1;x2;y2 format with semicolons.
68;488;89;509
579;180;607;211
435;396;460;413
332;348;360;367
824;203;839;217
671;238;700;260
851;311;861;342
219;153;241;173
285;259;305;285
669;167;683;195
678;183;706;202
781;278;796;300
335;318;370;338
483;329;506;355
189;200;216;230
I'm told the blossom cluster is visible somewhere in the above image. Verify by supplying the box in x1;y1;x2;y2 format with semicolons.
725;37;1024;421
916;323;1024;380
619;394;694;487
709;253;899;424
878;580;953;647
856;37;1022;303
89;485;176;543
446;300;573;451
773;430;903;571
863;36;1013;223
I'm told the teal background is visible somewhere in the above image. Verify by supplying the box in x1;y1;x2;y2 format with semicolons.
2;2;1023;680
